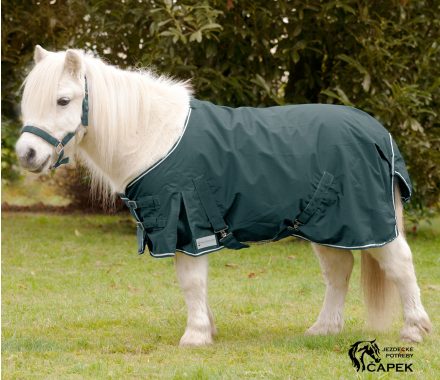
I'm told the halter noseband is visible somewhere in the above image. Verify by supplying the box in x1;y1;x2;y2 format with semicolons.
20;78;89;169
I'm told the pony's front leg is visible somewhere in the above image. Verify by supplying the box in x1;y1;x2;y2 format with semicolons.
306;244;354;335
175;252;215;346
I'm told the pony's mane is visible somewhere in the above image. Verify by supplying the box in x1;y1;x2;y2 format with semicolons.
81;54;192;203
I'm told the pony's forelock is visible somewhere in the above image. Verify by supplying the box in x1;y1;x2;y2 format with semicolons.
21;52;66;121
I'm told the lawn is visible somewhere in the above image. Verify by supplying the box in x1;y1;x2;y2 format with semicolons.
2;212;439;379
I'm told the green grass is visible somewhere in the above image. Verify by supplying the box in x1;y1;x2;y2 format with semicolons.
2;213;439;379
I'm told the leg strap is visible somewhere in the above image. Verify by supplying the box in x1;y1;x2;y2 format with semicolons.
193;179;248;250
289;171;334;231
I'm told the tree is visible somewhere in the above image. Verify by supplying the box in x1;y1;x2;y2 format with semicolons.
2;0;439;209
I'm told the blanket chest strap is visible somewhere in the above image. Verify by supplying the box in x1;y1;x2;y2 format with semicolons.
119;194;147;254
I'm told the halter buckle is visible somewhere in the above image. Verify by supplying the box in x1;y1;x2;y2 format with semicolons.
55;143;64;155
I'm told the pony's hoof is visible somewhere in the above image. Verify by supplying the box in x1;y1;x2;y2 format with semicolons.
305;320;343;336
401;315;432;343
401;325;423;343
418;313;433;334
179;328;213;347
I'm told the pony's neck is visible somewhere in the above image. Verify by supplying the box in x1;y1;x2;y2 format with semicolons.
77;57;191;193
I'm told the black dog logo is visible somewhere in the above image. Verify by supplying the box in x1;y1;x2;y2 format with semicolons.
348;339;381;371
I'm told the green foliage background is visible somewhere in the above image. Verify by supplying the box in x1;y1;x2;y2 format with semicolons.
2;0;439;209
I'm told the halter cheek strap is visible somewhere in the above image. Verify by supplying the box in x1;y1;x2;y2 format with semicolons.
20;77;89;169
81;78;89;127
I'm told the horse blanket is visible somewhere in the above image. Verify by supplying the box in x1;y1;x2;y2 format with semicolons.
120;99;411;257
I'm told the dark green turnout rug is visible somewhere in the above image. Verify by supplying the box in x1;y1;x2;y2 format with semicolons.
120;99;411;257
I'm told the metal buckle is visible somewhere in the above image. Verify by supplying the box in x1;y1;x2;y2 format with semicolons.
292;219;302;231
55;143;64;155
215;226;230;239
136;221;145;231
127;200;137;209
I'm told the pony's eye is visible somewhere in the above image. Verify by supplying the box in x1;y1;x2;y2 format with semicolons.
57;97;70;106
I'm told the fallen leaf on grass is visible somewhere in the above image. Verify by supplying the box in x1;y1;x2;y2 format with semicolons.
128;285;140;292
225;263;238;268
287;255;297;260
427;285;440;291
248;272;256;278
74;229;82;237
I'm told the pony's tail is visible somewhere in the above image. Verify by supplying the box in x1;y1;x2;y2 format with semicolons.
361;252;397;330
361;183;402;331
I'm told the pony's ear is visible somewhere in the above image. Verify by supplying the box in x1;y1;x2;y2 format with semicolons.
34;45;49;63
64;49;84;78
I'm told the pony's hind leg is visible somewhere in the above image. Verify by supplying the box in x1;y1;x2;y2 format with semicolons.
365;184;432;342
175;252;215;346
366;235;432;342
306;244;354;335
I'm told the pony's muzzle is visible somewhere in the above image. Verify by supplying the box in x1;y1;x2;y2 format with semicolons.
15;133;53;173
16;146;36;167
17;148;50;173
24;147;36;162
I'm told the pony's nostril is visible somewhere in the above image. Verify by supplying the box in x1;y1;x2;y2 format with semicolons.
26;148;36;161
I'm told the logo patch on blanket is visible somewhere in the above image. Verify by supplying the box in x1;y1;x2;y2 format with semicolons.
196;235;218;250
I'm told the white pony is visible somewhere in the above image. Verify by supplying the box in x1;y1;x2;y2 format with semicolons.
16;46;432;346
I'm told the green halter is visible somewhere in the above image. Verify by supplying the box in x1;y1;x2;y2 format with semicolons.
21;77;89;169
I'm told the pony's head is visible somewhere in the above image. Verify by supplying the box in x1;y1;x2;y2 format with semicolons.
16;45;88;173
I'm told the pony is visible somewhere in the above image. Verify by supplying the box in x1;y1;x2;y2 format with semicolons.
348;339;381;372
15;46;432;346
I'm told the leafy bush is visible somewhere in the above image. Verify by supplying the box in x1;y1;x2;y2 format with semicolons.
1;117;21;183
52;166;124;212
2;0;439;210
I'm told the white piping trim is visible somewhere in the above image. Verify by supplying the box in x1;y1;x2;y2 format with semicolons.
148;232;399;256
389;133;399;238
149;245;225;258
394;171;412;200
288;233;397;250
126;107;192;189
